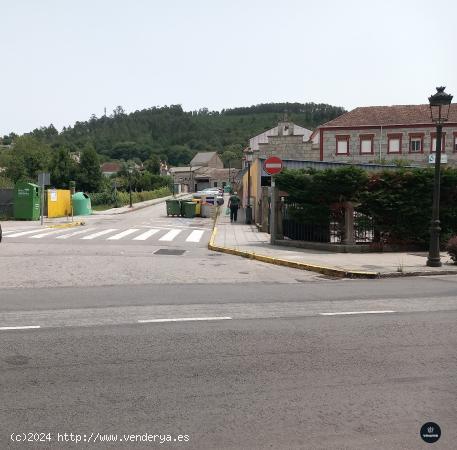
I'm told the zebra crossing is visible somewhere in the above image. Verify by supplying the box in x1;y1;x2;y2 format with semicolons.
2;226;208;244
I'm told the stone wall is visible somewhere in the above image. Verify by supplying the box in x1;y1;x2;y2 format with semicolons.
258;135;318;161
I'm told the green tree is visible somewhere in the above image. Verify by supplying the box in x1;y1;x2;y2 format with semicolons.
76;144;103;192
144;154;161;174
50;148;76;188
5;136;52;182
5;154;27;182
221;150;240;168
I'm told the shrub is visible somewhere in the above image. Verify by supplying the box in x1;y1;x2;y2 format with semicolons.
89;186;171;207
0;176;14;188
446;236;457;264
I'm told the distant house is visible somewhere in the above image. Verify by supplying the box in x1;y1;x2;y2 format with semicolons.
311;104;457;166
170;152;238;192
190;152;224;169
70;152;81;164
100;162;122;177
159;161;170;176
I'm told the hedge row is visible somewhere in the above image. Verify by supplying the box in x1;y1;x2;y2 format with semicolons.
276;167;457;246
90;186;171;207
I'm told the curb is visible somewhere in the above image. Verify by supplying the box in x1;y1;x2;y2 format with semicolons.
379;269;457;278
47;221;85;229
208;226;379;279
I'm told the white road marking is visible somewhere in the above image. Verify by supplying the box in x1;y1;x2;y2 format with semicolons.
107;229;140;240
133;229;161;241
1;229;24;235
0;325;41;330
56;228;94;239
319;310;396;316
81;229;118;240
159;229;182;241
138;317;232;323
30;229;73;239
185;229;205;242
6;228;48;237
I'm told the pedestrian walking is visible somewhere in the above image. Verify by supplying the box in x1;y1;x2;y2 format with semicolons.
227;191;241;222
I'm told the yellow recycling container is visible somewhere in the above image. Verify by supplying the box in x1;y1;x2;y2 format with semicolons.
191;197;201;216
47;189;71;218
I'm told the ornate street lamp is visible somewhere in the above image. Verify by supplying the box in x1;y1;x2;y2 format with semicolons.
245;147;253;224
426;86;453;267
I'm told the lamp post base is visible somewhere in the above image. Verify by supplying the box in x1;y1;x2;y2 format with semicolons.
426;258;442;267
427;220;442;267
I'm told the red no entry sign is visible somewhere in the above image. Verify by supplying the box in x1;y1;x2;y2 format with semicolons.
263;156;283;175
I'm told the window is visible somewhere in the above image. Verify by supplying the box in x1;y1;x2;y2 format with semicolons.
336;135;350;155
409;133;424;153
387;134;402;153
431;133;446;153
454;133;457;152
359;134;374;154
410;139;421;152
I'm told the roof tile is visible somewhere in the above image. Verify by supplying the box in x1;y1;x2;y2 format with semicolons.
321;104;457;128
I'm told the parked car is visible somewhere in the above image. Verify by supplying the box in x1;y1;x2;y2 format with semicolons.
200;187;223;195
193;191;224;206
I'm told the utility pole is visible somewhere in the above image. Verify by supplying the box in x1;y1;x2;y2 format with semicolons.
270;176;276;244
128;166;133;208
40;177;45;226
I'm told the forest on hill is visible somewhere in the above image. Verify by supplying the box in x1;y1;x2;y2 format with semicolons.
0;102;346;193
1;102;345;168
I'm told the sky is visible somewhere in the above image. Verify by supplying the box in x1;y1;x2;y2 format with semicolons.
1;0;456;136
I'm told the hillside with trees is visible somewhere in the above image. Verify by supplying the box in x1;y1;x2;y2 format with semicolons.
0;102;345;192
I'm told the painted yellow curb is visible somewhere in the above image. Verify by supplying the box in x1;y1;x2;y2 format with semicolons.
208;226;379;279
47;221;85;229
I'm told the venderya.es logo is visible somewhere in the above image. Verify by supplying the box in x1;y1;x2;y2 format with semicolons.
420;422;441;443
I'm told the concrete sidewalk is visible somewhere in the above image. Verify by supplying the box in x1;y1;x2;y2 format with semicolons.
2;217;86;231
211;206;457;278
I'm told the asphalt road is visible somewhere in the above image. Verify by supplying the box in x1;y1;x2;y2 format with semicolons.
0;202;320;288
1;279;457;449
1;204;457;448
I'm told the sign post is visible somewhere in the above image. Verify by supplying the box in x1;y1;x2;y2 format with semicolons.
37;173;50;226
69;181;76;222
263;157;283;245
270;177;276;244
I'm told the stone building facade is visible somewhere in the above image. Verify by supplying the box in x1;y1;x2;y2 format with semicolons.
250;120;316;161
312;104;457;167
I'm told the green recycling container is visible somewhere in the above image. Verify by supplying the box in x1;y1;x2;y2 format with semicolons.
72;192;92;216
166;199;181;216
181;201;196;218
14;182;41;220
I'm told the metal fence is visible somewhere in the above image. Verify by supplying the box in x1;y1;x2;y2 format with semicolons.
354;211;375;243
282;203;336;243
282;203;375;244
